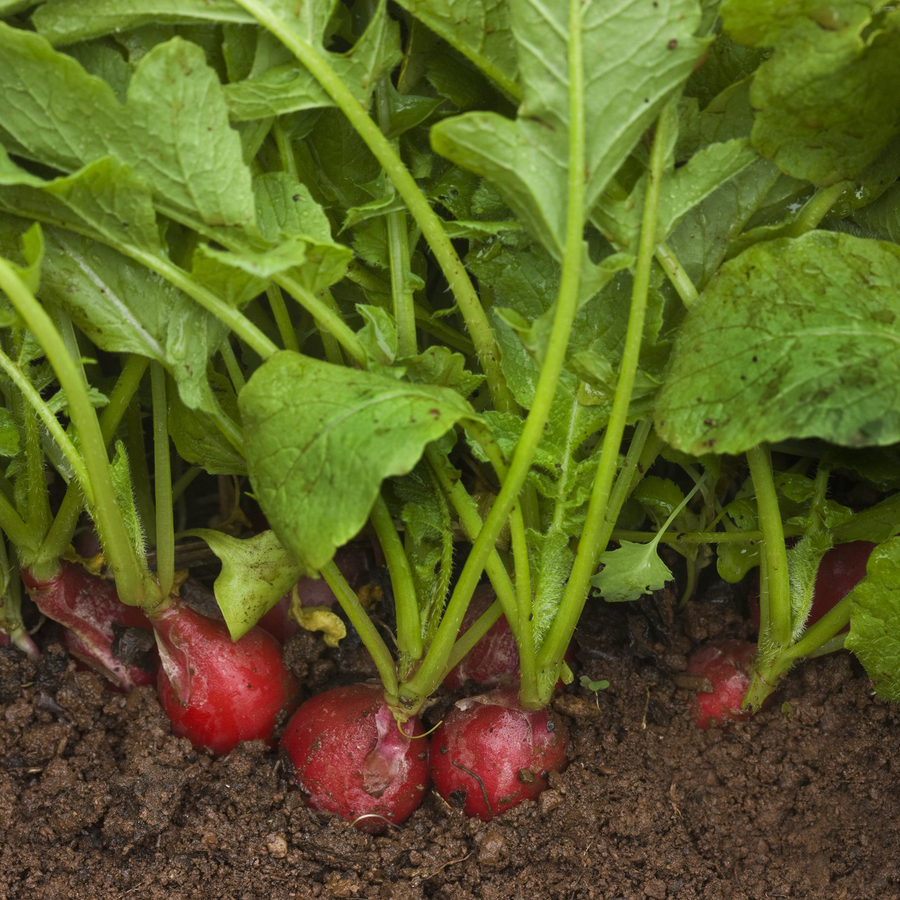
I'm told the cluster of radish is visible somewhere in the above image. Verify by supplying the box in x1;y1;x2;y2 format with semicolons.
12;559;569;829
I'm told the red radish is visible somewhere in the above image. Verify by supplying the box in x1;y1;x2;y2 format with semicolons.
22;561;156;688
749;541;875;633
686;639;757;729
153;601;299;756
280;682;429;833
444;587;574;690
430;686;569;820
444;586;520;689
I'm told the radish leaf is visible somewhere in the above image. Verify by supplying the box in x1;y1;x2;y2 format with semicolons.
240;352;479;569
846;536;900;702
186;528;309;640
657;231;900;454
722;0;900;186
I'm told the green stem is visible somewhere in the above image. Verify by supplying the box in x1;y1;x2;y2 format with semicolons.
267;285;299;352
219;340;246;392
400;0;587;711
273;118;299;178
426;444;519;634
536;103;678;698
510;499;536;699
414;304;476;354
789;183;847;237
655;242;699;308
0;260;152;607
34;354;149;570
275;274;361;366
746;444;792;649
0;488;35;554
320;559;398;700
785;593;853;661
233;0;515;413
151;363;175;598
376;79;418;359
129;246;278;361
369;495;422;663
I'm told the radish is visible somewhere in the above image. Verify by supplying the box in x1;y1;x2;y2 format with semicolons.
686;639;757;729
153;601;299;756
22;561;156;689
280;682;429;832
749;541;875;633
430;686;569;820
444;586;520;689
444;587;574;690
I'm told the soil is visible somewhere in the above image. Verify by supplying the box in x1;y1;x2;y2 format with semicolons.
1;583;899;900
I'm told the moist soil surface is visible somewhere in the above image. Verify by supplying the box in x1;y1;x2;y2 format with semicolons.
1;582;898;900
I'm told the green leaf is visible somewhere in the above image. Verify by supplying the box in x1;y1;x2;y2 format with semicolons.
633;476;685;526
0;28;255;229
393;0;519;97
832;493;900;545
33;0;254;46
431;0;706;258
591;540;674;603
722;0;900;186
34;227;227;411
354;304;397;368
667;80;786;291
239;351;479;570
168;374;247;475
846;536;900;702
655;231;900;455
389;465;453;643
121;38;256;227
530;529;574;642
0;155;162;254
223;0;400;120
853;182;900;244
185;528;309;640
594;139;759;250
401;346;485;399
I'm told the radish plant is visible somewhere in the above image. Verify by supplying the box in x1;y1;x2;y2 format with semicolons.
0;0;897;825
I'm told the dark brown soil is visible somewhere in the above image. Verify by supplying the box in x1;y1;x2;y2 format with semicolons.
1;586;899;900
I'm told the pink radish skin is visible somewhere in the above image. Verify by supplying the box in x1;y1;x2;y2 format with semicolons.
686;639;757;729
281;683;430;833
153;602;299;756
430;686;569;820
444;587;574;691
22;561;156;688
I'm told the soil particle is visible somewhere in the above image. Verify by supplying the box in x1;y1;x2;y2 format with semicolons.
0;595;899;899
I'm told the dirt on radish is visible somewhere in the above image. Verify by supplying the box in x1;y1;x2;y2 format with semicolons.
1;584;898;900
